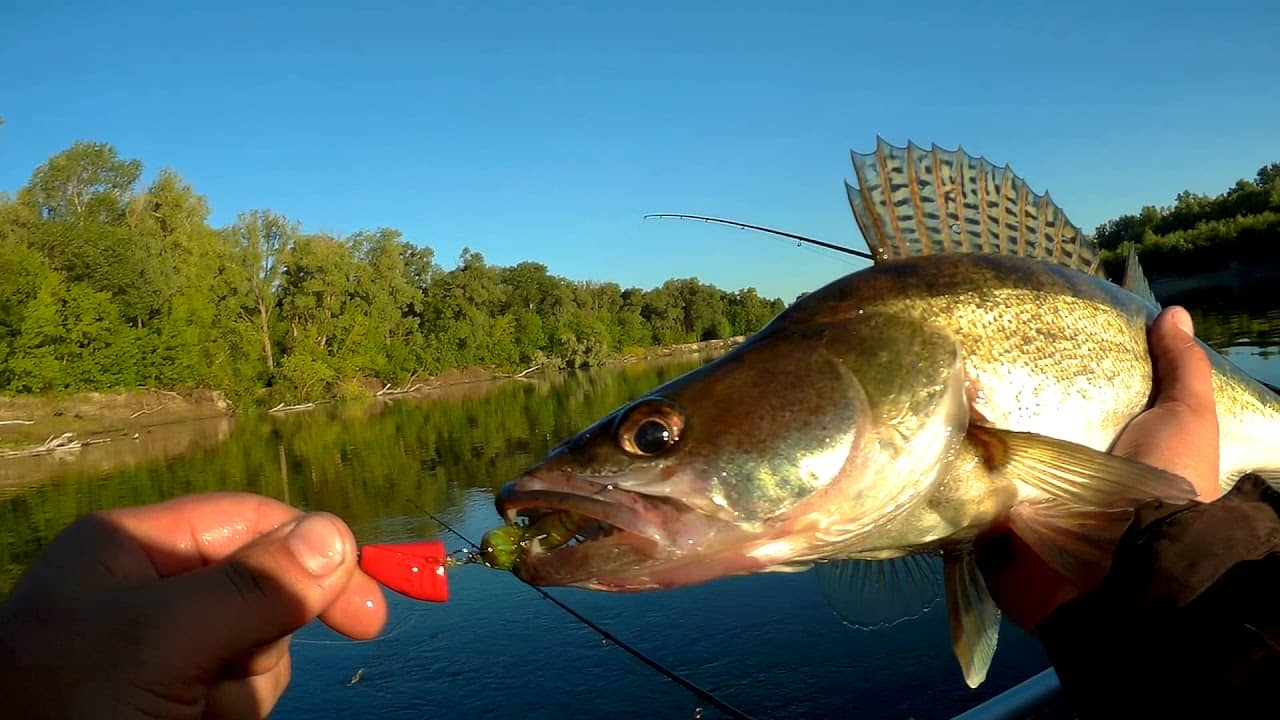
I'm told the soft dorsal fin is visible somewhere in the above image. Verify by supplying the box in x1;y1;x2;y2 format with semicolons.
1123;241;1160;307
845;138;1105;278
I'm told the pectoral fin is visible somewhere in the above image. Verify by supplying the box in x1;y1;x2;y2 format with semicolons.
967;426;1196;508
944;547;1000;688
1008;499;1134;589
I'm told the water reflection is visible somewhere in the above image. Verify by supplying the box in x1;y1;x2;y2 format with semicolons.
0;355;717;595
1193;308;1280;356
1191;305;1280;387
0;416;236;491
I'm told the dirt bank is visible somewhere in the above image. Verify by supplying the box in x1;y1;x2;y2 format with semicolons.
0;389;232;453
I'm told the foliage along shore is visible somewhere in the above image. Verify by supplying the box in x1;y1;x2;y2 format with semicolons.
0;142;784;410
0;335;745;455
3;140;1275;412
1096;160;1280;287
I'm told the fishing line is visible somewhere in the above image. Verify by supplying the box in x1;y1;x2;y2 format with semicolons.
787;238;863;267
644;213;874;261
643;212;866;270
411;502;760;720
292;613;418;646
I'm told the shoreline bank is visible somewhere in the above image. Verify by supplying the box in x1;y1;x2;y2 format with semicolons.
0;337;743;468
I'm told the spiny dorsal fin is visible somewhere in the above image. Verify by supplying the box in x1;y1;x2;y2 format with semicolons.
1123;241;1160;307
845;138;1105;278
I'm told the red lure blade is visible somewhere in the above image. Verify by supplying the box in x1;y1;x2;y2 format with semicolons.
358;540;449;603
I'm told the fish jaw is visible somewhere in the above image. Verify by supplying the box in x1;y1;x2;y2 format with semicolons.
495;471;765;590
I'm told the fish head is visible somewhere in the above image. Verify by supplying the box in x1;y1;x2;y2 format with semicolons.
494;320;960;590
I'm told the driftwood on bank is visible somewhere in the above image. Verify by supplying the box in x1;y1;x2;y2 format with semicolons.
505;363;544;380
130;390;176;418
375;380;426;397
129;406;162;418
621;336;746;364
268;401;319;414
0;432;114;459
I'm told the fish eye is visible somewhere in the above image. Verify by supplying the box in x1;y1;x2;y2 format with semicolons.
616;401;683;457
632;419;673;454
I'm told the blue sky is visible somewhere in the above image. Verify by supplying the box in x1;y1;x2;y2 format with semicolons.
2;0;1277;301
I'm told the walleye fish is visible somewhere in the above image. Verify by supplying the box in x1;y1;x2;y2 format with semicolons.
486;140;1280;687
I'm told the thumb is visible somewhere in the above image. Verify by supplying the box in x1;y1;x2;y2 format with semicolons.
141;512;358;674
1148;306;1216;418
1112;305;1220;499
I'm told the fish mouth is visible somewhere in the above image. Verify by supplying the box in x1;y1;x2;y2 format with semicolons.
494;473;693;588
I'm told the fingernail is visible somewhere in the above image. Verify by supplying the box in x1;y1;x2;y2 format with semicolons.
287;514;345;577
1169;306;1194;336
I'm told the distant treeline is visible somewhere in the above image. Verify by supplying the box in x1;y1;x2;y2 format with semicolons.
0;142;785;405
1096;161;1280;278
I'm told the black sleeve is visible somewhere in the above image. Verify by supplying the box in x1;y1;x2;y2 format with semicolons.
1036;474;1280;719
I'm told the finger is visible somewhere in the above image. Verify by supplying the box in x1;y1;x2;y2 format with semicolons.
1148;306;1217;418
206;652;292;720
98;492;304;577
141;512;358;672
318;568;388;640
223;636;291;680
1149;305;1220;494
6;513;158;605
8;494;304;606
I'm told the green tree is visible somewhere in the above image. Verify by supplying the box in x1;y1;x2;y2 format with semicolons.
7;272;139;392
21;142;142;224
1099;159;1280;278
0;143;791;403
132;171;235;387
726;288;783;336
348;229;427;381
420;249;508;370
227;210;296;373
0;236;54;388
25;220;166;329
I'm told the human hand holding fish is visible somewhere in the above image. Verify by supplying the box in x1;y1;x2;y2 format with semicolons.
979;304;1223;632
983;307;1280;718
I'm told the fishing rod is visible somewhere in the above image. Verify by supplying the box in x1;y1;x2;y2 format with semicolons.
410;503;760;720
644;213;875;261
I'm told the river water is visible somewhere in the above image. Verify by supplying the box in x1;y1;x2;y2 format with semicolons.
2;307;1278;720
